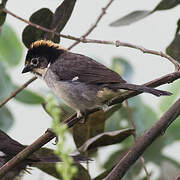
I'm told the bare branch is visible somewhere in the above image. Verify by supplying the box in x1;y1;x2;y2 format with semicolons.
68;0;115;50
125;100;150;179
3;8;81;42
3;8;180;70
0;130;55;178
105;97;180;180
115;40;180;71
77;39;180;71
0;76;37;108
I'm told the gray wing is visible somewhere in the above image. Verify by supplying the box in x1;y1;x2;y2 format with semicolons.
50;52;126;84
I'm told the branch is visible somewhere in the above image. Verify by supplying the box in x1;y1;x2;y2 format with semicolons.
0;76;37;108
0;130;55;178
108;71;180;106
115;40;180;71
0;71;180;177
105;98;180;180
76;39;180;71
3;8;82;41
68;0;115;50
65;71;180;127
125;101;150;179
3;8;180;71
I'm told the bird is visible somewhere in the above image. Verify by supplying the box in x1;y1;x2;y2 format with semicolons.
22;40;171;120
0;129;89;180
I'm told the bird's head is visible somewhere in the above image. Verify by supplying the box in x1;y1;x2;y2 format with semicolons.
22;40;66;76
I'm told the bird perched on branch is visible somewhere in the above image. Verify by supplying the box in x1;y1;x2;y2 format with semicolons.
0;130;89;180
22;40;171;120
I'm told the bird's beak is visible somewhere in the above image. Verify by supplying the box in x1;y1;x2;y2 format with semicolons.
22;65;33;73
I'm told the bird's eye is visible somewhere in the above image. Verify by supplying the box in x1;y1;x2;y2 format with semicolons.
31;58;39;66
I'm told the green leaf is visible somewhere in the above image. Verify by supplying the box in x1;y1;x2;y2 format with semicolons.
0;61;13;101
22;8;60;48
166;34;180;62
33;162;60;179
78;129;134;153
111;57;133;81
153;0;180;11
162;114;180;144
49;0;76;33
109;11;151;27
105;104;122;119
106;97;158;137
103;148;142;179
105;105;130;132
32;148;60;178
0;61;43;105
109;0;180;27
93;167;114;180
103;148;130;170
73;163;91;180
0;106;14;131
144;137;166;164
34;148;91;179
73;105;123;152
0;0;7;26
0;24;23;66
36;162;91;180
14;85;44;104
73;110;106;149
129;97;158;136
159;80;180;113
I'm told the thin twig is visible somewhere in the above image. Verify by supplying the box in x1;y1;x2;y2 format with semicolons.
125;100;150;180
115;40;180;72
0;71;180;178
3;8;81;42
68;0;115;50
0;76;37;108
3;8;180;70
105;97;180;180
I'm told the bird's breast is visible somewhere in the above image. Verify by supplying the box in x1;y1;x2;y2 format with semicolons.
43;69;99;112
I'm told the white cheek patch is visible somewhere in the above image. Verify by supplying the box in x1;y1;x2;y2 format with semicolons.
0;151;5;157
72;76;79;81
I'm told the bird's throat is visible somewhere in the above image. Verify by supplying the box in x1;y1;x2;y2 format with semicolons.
32;68;48;78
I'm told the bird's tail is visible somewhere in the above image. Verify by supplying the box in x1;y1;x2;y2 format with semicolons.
108;83;172;97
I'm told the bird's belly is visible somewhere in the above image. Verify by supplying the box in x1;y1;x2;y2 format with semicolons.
44;71;98;112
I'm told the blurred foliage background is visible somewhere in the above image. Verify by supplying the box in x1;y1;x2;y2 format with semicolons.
0;0;180;179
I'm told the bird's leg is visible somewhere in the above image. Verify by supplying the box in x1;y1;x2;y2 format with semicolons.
77;111;88;124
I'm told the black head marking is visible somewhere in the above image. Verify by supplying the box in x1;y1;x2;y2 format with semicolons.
25;40;66;66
